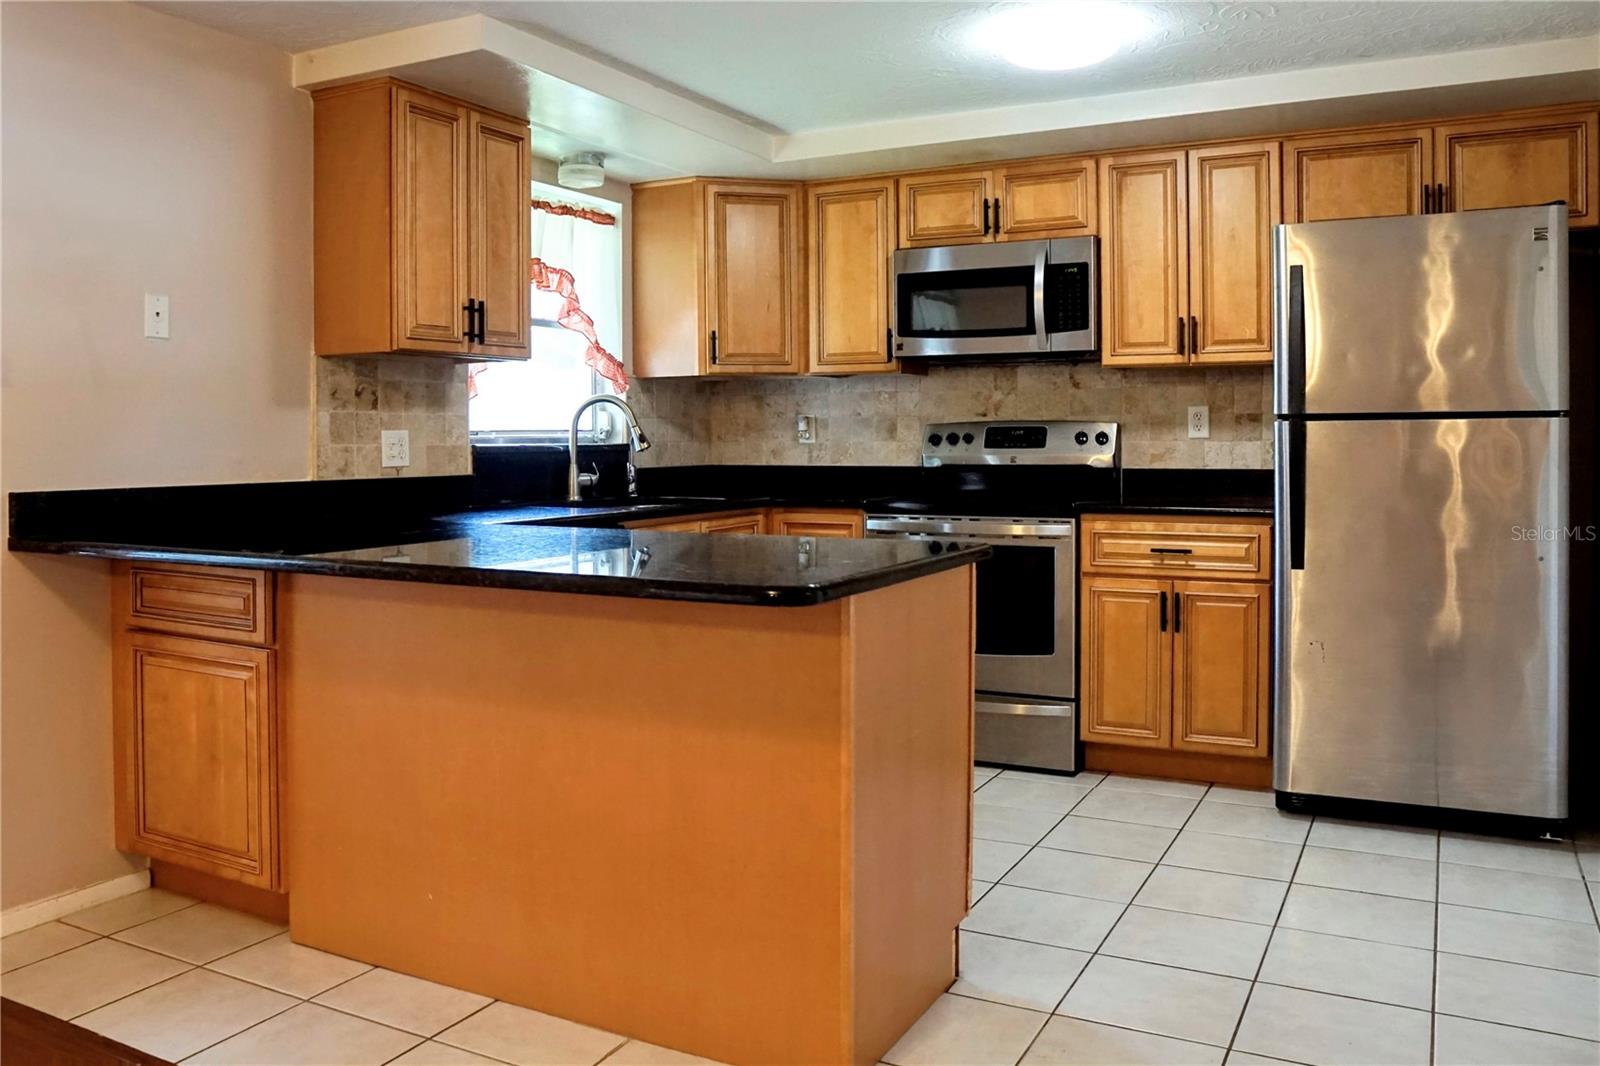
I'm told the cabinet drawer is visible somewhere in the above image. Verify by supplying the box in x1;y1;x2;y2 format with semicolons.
123;564;274;645
1082;517;1270;580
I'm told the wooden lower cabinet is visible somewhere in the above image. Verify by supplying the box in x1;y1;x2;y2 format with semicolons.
1080;517;1272;768
1172;581;1269;757
114;631;280;890
1081;578;1170;747
701;511;767;535
770;509;864;538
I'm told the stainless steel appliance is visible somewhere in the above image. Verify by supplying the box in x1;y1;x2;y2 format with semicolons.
866;420;1119;772
1274;204;1569;824
892;237;1097;358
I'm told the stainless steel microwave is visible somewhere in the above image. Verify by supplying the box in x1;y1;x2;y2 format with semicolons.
892;236;1097;358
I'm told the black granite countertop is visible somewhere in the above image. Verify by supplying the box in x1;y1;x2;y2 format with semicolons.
7;464;1270;605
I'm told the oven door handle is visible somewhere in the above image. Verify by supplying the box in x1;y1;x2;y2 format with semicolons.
1033;244;1048;352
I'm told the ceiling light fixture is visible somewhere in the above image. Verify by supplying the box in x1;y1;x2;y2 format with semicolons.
973;1;1149;71
557;152;606;190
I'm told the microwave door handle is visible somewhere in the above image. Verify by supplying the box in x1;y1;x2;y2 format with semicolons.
1033;245;1048;351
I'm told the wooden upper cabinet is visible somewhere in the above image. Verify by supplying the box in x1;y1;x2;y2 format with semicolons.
1187;142;1280;363
1435;109;1598;227
996;157;1097;239
1099;150;1188;366
1081;577;1171;748
468;111;532;357
632;179;804;377
394;88;469;354
808;178;896;373
705;182;804;372
313;78;532;361
1172;581;1269;758
115;632;279;890
898;169;992;246
1283;127;1431;223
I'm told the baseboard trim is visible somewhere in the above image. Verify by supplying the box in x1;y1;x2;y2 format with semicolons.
1083;744;1273;788
1;869;152;936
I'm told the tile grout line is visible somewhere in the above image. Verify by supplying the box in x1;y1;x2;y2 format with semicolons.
1430;827;1442;1066
1220;804;1312;1061
1009;774;1217;1065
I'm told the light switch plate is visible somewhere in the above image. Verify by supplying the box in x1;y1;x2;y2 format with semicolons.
796;414;815;444
380;429;410;468
1187;405;1210;439
143;294;169;339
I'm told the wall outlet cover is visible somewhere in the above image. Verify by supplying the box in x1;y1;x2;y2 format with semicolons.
143;293;169;339
796;414;815;444
380;429;410;468
1187;405;1210;439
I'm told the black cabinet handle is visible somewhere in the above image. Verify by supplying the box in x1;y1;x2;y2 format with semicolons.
463;299;479;343
476;299;486;343
709;329;718;364
886;328;894;362
1173;591;1182;634
992;197;1001;233
982;198;991;236
1438;183;1449;213
1177;316;1186;356
1423;184;1433;214
1150;547;1193;555
1189;315;1198;358
1159;591;1168;632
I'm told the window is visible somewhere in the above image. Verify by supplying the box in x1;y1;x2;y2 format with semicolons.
468;183;625;441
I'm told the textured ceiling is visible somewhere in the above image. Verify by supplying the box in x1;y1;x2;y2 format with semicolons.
146;1;1600;133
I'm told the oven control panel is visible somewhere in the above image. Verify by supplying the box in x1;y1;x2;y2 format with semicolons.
921;420;1119;468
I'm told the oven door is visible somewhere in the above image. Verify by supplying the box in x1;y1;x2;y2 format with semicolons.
865;517;1075;700
893;241;1048;358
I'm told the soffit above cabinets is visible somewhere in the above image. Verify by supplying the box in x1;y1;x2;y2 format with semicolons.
147;2;1600;182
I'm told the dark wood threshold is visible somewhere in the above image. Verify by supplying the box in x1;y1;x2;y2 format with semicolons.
1;997;172;1066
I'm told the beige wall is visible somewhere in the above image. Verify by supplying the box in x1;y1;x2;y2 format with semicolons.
627;364;1273;469
1;2;314;909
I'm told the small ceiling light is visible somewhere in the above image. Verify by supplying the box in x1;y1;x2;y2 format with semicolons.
974;2;1148;71
557;152;606;190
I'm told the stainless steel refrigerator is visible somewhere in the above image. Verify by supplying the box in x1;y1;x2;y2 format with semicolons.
1273;204;1569;823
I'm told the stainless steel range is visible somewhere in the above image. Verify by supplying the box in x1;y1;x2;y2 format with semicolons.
865;420;1119;773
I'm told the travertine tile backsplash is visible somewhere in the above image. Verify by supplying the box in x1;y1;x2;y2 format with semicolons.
315;357;470;478
626;363;1273;469
315;358;1272;476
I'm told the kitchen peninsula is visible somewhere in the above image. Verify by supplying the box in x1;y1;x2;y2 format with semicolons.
8;487;983;1066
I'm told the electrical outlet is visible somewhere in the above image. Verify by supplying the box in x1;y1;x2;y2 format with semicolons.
1188;405;1210;439
143;294;170;339
380;429;410;468
797;414;815;444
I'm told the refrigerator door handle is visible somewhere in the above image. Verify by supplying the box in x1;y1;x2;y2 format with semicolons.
1287;420;1306;571
1285;263;1306;414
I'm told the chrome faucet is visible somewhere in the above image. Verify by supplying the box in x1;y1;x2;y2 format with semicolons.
568;394;651;501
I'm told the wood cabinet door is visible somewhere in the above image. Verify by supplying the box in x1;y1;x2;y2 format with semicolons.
702;512;768;535
468;111;531;359
115;632;278;889
771;510;863;538
808;178;896;372
1081;577;1171;748
1099;150;1188;366
1283;127;1431;223
996;158;1097;239
1172;581;1269;758
898;169;992;247
1187;141;1279;365
704;182;802;372
393;87;470;354
1436;109;1598;227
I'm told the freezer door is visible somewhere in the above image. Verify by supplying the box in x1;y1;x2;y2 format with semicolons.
1275;205;1568;416
1274;416;1568;817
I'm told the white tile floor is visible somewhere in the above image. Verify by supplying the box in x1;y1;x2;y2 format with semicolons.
886;768;1600;1066
0;893;722;1065
2;769;1597;1066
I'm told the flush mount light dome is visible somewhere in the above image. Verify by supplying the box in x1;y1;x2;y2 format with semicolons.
974;1;1148;71
557;152;606;190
